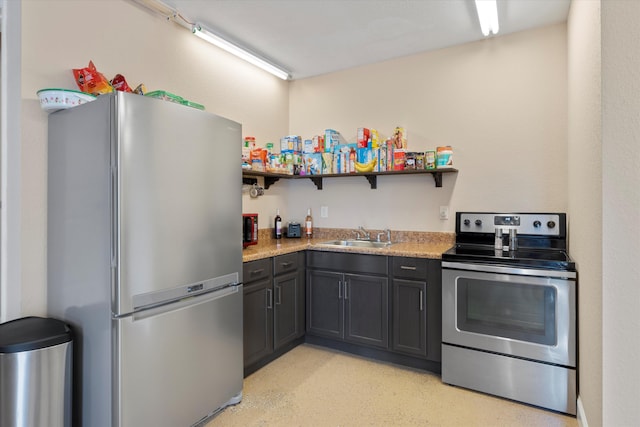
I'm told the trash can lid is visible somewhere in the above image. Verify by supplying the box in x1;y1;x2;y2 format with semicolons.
0;316;72;353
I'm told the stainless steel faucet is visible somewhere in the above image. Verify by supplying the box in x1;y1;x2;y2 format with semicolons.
353;226;371;241
376;229;392;243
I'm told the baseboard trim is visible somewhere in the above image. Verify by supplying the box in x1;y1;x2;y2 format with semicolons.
305;334;442;374
577;396;588;427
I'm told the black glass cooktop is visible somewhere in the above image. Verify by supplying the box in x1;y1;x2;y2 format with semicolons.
442;244;575;271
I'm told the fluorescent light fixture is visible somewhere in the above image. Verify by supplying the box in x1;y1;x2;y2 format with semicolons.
475;0;499;36
192;24;290;80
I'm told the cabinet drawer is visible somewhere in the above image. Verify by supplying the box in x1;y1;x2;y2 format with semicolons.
243;258;272;284
391;257;428;280
307;251;387;275
273;252;299;276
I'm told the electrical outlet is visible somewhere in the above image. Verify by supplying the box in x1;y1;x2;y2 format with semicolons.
320;206;329;218
439;206;449;220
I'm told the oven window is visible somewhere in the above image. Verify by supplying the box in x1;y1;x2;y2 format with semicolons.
457;278;556;345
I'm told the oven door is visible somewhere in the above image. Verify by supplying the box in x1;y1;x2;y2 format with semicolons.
442;262;576;367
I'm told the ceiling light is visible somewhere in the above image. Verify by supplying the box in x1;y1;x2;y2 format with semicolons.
192;24;290;80
475;0;499;37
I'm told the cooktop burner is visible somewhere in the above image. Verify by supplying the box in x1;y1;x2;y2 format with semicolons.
442;244;575;271
444;212;575;271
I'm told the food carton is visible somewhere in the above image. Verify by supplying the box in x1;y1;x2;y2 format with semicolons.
436;146;453;168
324;129;341;153
321;153;333;174
425;151;436;169
303;153;322;175
357;128;370;148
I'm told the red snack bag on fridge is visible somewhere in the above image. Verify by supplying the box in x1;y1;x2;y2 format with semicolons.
72;60;114;95
110;74;133;92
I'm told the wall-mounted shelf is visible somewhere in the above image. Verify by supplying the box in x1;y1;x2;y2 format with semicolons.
242;168;458;190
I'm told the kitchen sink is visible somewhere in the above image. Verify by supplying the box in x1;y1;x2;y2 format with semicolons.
318;239;393;249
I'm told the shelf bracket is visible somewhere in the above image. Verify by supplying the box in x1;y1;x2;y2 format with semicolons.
263;176;280;190
309;177;323;190
431;172;443;188
364;175;377;189
242;177;258;186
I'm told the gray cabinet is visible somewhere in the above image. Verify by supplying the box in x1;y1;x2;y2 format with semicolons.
426;258;442;362
307;251;389;349
344;273;388;348
391;256;441;362
273;252;305;350
391;257;428;358
243;258;273;367
307;270;343;339
243;252;305;373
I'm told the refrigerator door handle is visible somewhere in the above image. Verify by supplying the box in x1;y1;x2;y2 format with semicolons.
127;272;239;315
118;282;241;321
110;166;118;269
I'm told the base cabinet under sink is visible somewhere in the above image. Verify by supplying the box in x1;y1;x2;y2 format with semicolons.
306;251;442;367
307;267;389;349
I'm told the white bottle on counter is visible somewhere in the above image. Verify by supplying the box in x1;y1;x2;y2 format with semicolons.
305;208;313;238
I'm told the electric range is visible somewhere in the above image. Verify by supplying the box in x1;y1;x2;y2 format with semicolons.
441;212;578;415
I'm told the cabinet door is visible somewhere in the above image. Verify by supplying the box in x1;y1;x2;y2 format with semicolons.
392;279;427;357
344;273;389;349
273;271;300;350
243;278;273;367
307;270;343;339
426;259;442;362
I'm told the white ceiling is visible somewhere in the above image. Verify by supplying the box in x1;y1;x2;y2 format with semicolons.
166;0;571;80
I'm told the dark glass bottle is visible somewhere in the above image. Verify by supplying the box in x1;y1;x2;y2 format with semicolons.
275;209;282;239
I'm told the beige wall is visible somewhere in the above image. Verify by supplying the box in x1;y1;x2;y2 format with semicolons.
17;7;571;316
285;24;568;232
568;1;602;425
19;0;289;316
601;1;640;426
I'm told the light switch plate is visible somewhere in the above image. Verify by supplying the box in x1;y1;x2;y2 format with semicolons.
439;206;449;220
320;206;329;218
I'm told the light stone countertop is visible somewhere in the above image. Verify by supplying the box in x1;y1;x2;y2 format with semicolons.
242;228;455;262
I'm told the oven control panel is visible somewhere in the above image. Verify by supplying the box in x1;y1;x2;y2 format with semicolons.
458;213;563;236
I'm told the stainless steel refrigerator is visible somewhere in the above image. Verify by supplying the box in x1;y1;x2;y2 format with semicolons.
47;91;243;427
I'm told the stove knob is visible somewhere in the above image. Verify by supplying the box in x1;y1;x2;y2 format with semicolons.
463;219;471;226
475;219;482;226
547;221;556;229
533;220;542;228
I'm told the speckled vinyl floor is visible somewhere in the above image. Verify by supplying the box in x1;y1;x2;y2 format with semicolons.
208;344;577;427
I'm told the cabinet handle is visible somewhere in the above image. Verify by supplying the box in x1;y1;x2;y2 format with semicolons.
281;261;293;268
344;281;348;300
250;268;265;276
400;265;417;271
419;290;424;311
266;288;273;309
276;285;282;305
338;281;342;299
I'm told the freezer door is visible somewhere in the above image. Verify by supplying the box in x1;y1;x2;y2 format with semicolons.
115;283;243;427
113;92;242;315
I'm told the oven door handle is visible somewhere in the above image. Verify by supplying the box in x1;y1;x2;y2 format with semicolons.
441;261;576;279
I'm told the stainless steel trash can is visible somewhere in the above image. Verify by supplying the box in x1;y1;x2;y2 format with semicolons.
0;316;73;427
